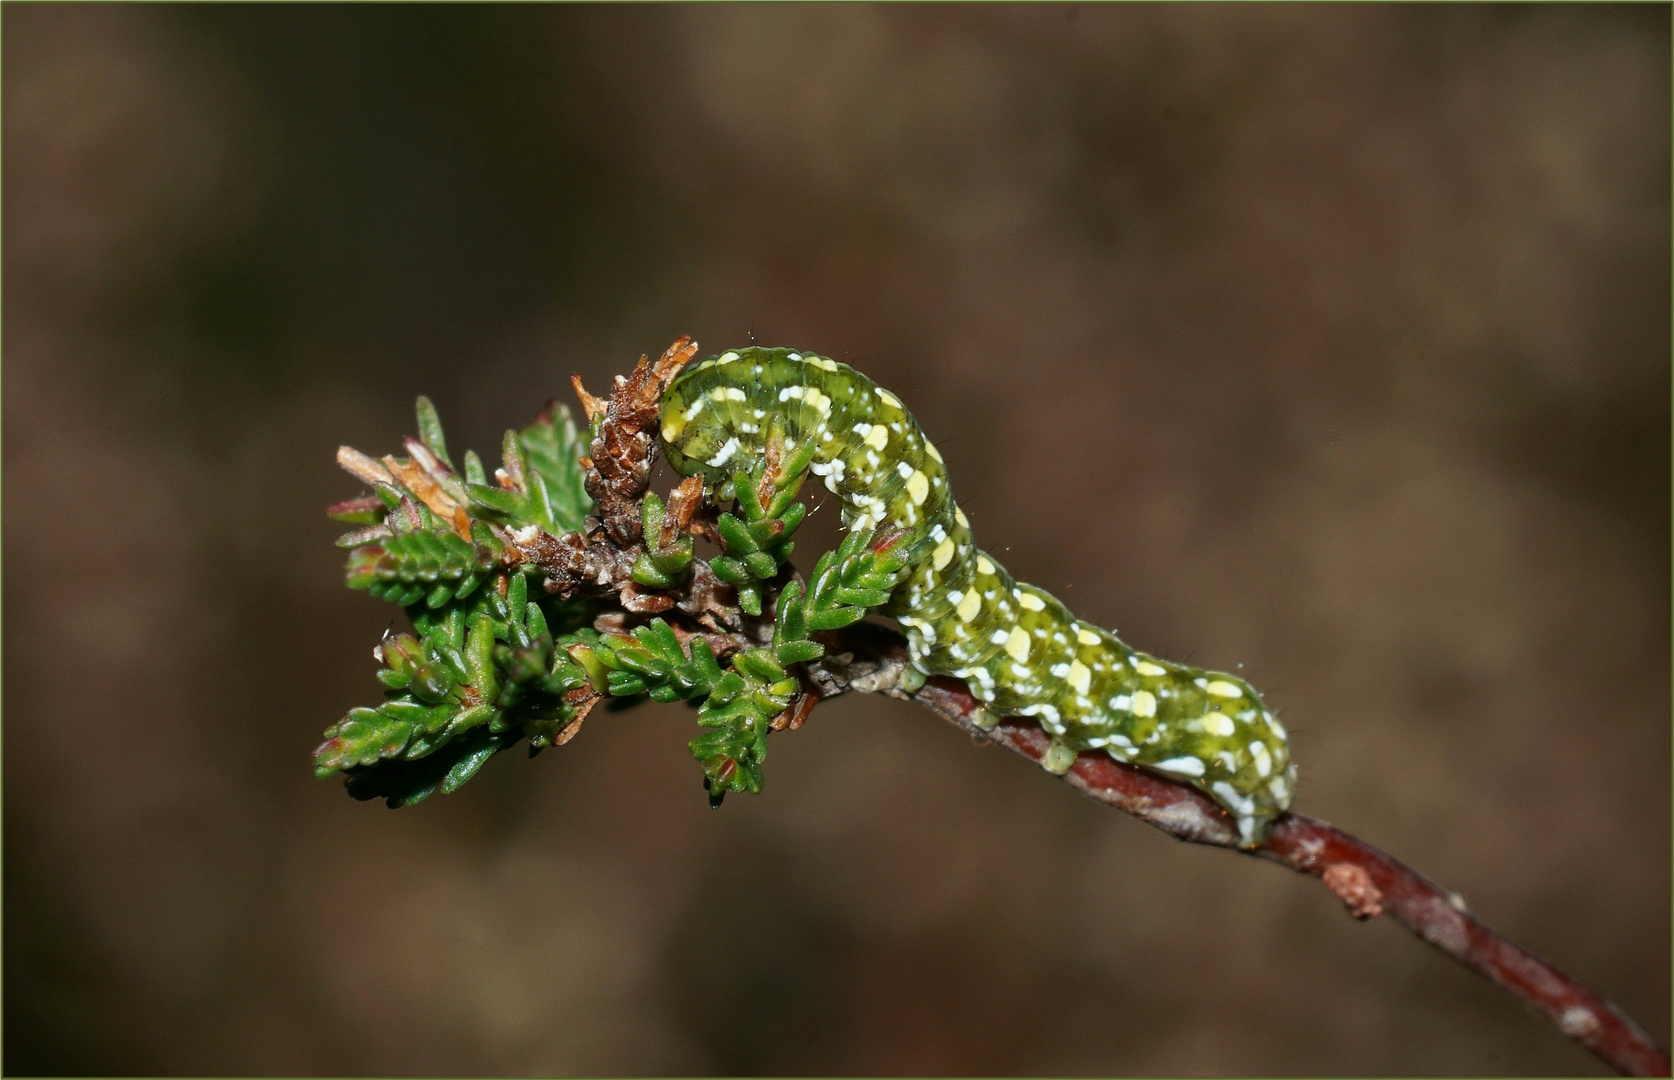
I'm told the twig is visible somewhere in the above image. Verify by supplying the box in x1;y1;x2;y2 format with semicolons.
812;622;1672;1078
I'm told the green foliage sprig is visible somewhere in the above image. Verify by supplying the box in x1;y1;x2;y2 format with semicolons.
316;399;596;806
553;522;912;804
320;387;909;809
708;467;807;617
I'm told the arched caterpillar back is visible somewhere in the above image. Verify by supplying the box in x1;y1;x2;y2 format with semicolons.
660;347;1295;846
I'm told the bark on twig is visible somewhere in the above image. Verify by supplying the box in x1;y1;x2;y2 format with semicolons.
808;622;1671;1078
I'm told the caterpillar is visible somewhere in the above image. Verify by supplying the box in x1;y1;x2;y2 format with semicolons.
660;347;1296;846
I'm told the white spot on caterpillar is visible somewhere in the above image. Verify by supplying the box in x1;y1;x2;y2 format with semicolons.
1005;627;1031;662
1067;660;1091;695
897;460;914;479
778;386;804;402
1201;712;1236;737
1109;694;1131;711
1131;690;1157;718
990;629;1011;644
932;537;956;570
787;352;802;361
1077;627;1101;646
1135;660;1167;677
906;470;929;505
683;398;707;421
1018;591;1045;611
721;387;746;402
1251;742;1273;778
719;351;739;362
1156;756;1205;778
1266;714;1288;740
1212;782;1255;817
706;437;741;468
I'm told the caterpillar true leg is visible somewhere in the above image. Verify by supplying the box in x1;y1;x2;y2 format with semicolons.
659;347;1296;847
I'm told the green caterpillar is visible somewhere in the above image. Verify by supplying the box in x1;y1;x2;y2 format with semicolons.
661;347;1296;845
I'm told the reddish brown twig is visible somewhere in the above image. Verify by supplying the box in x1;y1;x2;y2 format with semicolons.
813;622;1671;1078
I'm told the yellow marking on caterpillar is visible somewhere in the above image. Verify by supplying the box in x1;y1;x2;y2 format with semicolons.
1067;660;1091;695
906;470;929;505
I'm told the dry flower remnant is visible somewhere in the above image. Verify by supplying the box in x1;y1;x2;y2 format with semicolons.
317;340;1669;1077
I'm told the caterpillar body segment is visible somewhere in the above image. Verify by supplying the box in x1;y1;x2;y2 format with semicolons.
659;347;1295;846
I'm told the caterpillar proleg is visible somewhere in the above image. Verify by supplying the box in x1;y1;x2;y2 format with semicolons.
660;347;1296;847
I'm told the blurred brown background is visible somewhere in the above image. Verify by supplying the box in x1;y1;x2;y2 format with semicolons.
4;4;1668;1075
